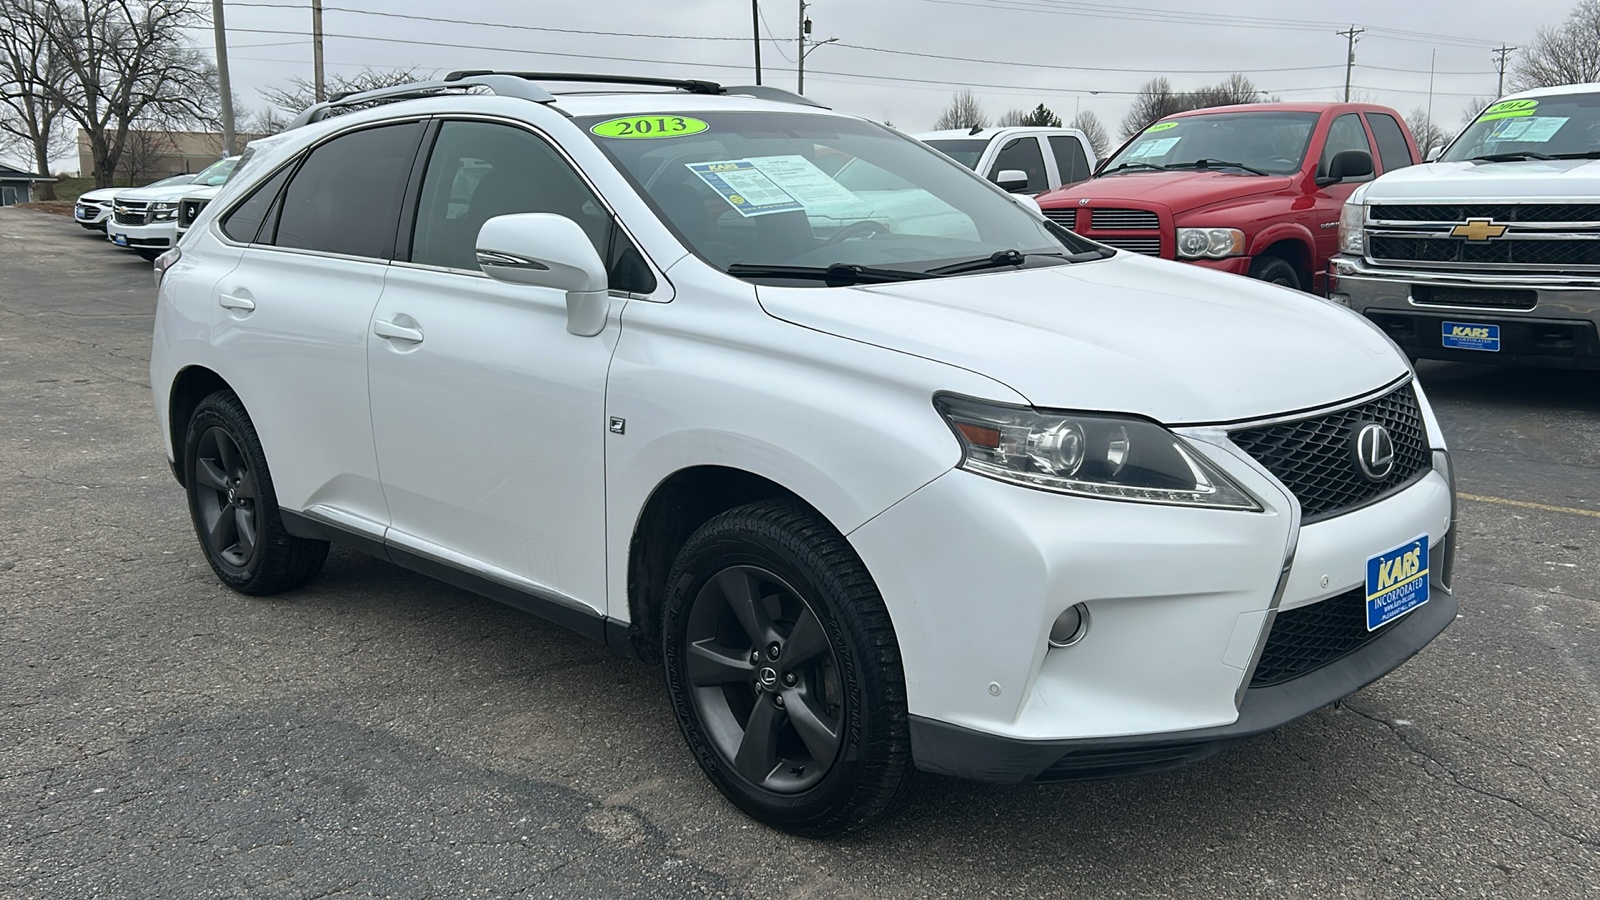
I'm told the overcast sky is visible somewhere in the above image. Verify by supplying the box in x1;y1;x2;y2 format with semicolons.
26;0;1589;173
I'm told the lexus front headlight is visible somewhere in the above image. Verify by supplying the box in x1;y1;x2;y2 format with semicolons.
934;395;1261;510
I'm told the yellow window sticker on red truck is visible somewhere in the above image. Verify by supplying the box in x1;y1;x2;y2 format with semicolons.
591;116;709;139
1145;122;1178;132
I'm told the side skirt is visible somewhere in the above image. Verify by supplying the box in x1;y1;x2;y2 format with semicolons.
280;509;643;659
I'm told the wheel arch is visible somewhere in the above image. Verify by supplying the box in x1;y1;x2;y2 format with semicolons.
1246;224;1316;288
625;465;829;663
167;365;236;487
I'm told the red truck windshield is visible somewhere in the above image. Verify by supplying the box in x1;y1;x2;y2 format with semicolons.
1101;112;1320;177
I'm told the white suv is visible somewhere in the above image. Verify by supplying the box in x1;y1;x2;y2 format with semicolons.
914;125;1097;193
151;72;1457;835
110;156;238;259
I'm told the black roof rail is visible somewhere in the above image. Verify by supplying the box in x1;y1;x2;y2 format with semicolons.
723;85;829;109
445;70;726;95
288;73;557;128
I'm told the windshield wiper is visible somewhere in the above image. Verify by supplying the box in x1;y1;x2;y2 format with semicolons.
725;262;931;284
1101;161;1168;175
1164;159;1271;176
1471;151;1555;162
1551;150;1600;159
926;249;1070;276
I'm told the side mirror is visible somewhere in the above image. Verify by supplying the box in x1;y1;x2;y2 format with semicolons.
1318;149;1374;186
477;213;609;336
1425;143;1444;162
994;169;1030;192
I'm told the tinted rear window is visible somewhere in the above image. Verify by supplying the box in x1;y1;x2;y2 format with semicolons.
273;122;424;259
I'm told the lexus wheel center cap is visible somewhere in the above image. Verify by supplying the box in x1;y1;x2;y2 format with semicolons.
1353;422;1396;481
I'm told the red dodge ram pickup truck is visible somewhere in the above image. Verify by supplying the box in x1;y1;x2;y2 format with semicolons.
1037;102;1420;293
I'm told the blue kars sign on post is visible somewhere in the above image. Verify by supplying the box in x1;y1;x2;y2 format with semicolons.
1366;536;1430;631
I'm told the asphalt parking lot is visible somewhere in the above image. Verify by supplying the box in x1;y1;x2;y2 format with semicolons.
2;206;1597;899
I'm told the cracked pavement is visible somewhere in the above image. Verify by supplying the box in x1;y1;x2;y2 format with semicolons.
2;207;1597;898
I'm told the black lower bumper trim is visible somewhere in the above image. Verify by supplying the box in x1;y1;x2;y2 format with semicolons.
909;591;1457;783
1363;309;1600;369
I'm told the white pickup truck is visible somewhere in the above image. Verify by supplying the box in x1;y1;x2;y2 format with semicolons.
914;126;1097;195
1332;82;1600;368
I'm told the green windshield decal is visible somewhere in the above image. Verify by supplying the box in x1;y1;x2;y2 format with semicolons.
1477;99;1538;122
590;115;709;139
1145;122;1178;132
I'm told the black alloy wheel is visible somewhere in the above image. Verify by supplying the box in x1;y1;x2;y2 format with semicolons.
184;391;328;594
683;565;845;793
663;500;911;836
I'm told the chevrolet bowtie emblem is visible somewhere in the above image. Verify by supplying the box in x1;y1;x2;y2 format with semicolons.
1451;218;1508;241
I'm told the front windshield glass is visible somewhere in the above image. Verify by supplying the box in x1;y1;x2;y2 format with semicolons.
147;174;195;188
922;139;987;170
1100;111;1320;176
579;111;1104;282
1440;92;1600;161
193;157;238;187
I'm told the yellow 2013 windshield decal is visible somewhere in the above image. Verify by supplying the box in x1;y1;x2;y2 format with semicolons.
1477;99;1538;121
590;116;709;139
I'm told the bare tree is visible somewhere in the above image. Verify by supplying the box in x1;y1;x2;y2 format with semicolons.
118;127;176;182
996;104;1061;128
260;67;435;117
933;89;988;131
996;107;1027;127
1119;74;1270;138
25;1;218;188
1510;0;1600;91
1459;97;1491;127
0;0;69;198
1070;110;1110;158
1405;107;1449;152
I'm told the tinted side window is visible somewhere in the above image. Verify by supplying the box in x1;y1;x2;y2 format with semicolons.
411;121;610;272
273;121;424;259
1366;113;1415;172
221;163;293;244
1048;135;1092;185
1320;113;1374;181
992;137;1048;192
606;222;656;294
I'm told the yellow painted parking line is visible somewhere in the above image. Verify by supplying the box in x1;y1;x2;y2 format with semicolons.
1459;493;1600;519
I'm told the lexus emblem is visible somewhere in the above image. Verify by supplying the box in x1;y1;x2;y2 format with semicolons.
1352;422;1396;481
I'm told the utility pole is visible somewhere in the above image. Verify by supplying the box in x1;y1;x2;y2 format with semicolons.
1426;49;1436;148
1492;44;1516;97
312;0;326;103
1337;25;1363;102
211;0;235;155
795;1;835;95
752;1;762;85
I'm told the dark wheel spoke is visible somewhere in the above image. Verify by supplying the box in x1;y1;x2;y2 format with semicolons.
194;457;229;492
234;507;256;557
784;689;841;763
715;568;774;645
734;698;785;783
688;639;757;686
214;433;240;476
208;504;237;554
778;608;829;669
234;468;258;500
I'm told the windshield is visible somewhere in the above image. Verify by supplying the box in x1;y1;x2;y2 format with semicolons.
193;157;239;187
1441;93;1600;161
1100;111;1320;176
922;139;987;170
579;111;1104;283
147;174;195;188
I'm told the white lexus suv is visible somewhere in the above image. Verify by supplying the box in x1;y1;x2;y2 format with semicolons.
151;72;1457;835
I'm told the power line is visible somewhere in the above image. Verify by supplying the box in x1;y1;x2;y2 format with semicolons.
225;2;770;43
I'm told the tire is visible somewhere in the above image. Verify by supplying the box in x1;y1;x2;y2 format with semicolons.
183;390;328;594
662;500;911;836
1247;255;1302;291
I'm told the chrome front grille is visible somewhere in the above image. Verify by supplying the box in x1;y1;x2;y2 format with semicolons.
1042;209;1079;229
1097;236;1162;256
1090;208;1160;230
1229;383;1430;522
178;198;209;229
1369;234;1600;269
113;200;149;227
1371;203;1600;224
1365;202;1600;273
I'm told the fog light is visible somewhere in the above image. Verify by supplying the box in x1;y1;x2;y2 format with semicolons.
1048;603;1090;648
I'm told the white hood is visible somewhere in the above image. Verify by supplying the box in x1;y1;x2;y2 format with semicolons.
757;255;1407;425
114;182;202;202
1361;157;1600;202
77;186;122;203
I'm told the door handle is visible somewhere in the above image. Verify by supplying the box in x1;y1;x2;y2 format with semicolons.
374;319;424;343
218;293;255;311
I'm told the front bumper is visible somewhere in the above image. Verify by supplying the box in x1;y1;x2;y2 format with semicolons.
107;218;177;250
1188;256;1252;277
75;203;109;227
849;414;1455;783
1330;255;1600;368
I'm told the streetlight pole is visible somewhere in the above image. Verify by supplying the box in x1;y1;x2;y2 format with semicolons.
752;1;762;85
211;0;235;155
